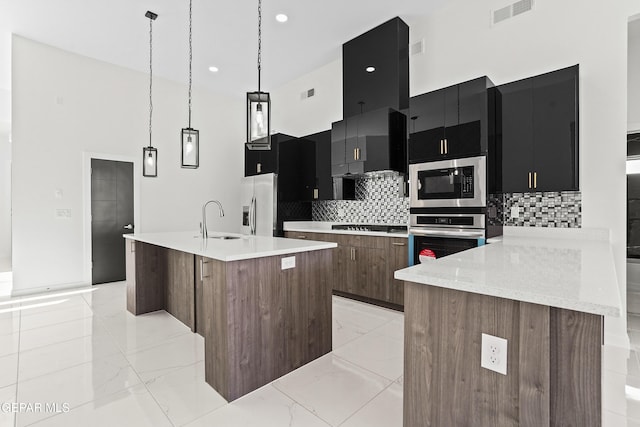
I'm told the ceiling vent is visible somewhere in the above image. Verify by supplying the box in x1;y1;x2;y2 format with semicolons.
492;0;534;25
300;88;315;100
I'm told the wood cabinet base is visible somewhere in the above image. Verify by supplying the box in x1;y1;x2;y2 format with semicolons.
126;240;333;402
201;249;332;401
403;282;602;427
125;241;195;330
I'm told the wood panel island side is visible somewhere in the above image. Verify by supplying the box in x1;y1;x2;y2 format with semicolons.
123;231;336;401
395;228;621;427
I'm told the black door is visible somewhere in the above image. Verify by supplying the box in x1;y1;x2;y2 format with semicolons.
91;159;134;284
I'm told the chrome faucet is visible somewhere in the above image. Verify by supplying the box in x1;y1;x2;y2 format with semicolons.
201;200;224;239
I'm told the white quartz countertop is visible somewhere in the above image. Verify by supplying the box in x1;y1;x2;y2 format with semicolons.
283;221;409;238
124;231;336;262
395;230;621;317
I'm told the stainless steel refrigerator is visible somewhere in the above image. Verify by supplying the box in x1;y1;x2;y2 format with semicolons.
240;173;277;237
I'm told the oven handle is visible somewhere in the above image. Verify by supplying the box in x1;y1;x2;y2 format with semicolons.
410;228;485;239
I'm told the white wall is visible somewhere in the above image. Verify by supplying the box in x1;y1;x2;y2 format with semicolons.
629;19;640;132
0;128;10;265
271;0;640;347
271;59;343;137
12;36;244;294
0;84;10;267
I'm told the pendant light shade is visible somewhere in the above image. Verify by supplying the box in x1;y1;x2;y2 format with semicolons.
181;0;199;168
246;91;270;149
143;10;158;177
143;146;158;177
246;0;271;150
181;127;199;168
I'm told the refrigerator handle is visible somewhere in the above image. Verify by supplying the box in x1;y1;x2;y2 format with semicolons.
250;196;256;235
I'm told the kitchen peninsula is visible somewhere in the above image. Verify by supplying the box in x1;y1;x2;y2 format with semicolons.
124;231;336;401
395;228;621;427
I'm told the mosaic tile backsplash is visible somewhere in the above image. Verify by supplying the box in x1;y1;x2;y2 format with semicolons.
499;191;582;228
311;174;581;228
312;174;409;224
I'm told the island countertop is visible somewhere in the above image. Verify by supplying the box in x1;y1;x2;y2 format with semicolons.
394;228;621;317
124;231;336;262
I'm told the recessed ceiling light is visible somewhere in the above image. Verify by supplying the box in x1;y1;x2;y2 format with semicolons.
208;66;219;73
366;66;376;73
275;14;288;23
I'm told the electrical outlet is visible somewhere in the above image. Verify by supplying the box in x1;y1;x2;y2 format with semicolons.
281;256;295;270
481;333;508;375
510;206;519;219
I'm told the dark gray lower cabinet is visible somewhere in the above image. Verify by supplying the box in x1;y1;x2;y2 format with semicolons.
285;231;408;306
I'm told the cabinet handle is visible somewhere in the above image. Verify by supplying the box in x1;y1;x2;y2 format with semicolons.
528;172;532;189
352;248;356;261
297;235;307;239
534;172;537;189
130;241;135;252
357;148;361;160
392;242;406;246
353;148;357;161
200;259;210;280
440;139;444;154
444;139;448;154
257;163;261;174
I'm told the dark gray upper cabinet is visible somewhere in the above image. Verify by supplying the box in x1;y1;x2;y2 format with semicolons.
331;108;407;177
300;130;332;201
408;76;495;163
244;133;316;201
342;17;409;118
498;65;579;193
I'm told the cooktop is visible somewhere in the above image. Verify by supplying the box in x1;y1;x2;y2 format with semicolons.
331;224;408;233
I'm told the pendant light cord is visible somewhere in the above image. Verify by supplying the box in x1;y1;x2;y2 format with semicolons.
149;16;153;148
188;0;193;129
257;0;262;93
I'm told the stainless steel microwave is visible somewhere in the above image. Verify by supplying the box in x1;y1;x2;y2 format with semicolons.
409;155;487;208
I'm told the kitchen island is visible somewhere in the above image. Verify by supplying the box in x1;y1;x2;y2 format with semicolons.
395;228;621;427
124;231;336;401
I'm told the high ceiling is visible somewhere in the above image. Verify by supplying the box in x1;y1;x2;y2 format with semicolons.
0;0;447;98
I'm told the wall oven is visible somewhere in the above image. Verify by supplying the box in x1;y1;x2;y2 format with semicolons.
409;213;486;264
409;155;486;208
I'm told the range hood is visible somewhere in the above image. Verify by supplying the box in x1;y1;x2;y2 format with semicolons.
342;17;409;117
330;17;409;186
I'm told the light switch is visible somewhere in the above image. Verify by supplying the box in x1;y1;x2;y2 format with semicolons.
55;209;72;219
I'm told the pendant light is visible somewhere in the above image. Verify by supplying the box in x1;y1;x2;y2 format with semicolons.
246;0;271;150
181;0;199;168
143;11;158;177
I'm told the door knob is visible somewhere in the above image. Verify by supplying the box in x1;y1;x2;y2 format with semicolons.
123;224;134;230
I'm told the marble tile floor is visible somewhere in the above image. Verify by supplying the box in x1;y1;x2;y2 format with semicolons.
0;281;636;426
